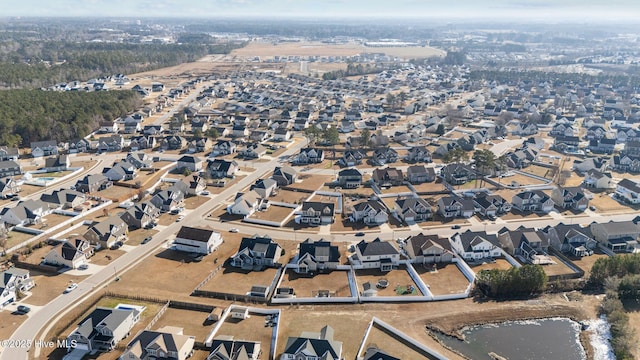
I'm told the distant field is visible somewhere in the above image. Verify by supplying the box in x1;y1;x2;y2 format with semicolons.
232;41;445;59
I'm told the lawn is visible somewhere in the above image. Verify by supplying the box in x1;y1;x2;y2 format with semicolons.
540;255;580;277
307;193;341;209
590;193;629;213
150;307;215;342
0;310;27;341
414;263;470;296
361;324;439;360
468;258;513;273
126;228;159;246
207;175;246;194
287;175;333;192
330;217;380;232
378;185;414;195
215;311;275;360
564;249;610;277
269;189;311;204
97;185;138;202
411;181;446;193
21;270;87;306
355;266;422;297
32;170;74;178
5;230;35;250
521;164;555;179
248;205;295;223
279;270;352;298
184;195;210;210
200;265;279;296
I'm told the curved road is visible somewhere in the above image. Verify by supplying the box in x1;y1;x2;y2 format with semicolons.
1;137;308;360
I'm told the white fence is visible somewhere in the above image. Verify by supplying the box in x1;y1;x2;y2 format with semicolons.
405;263;434;298
270;264;359;304
23;167;84;187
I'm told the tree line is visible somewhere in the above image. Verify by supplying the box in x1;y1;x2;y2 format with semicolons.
322;62;402;80
0;41;245;88
475;265;547;298
469;69;640;89
0;89;141;146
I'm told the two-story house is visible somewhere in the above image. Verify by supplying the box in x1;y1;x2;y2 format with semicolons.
349;238;400;271
590;221;640;252
293;239;340;274
173;226;222;255
230;235;282;270
394;197;433;223
297;202;335;226
511;190;555;213
293;148;324;165
404;233;455;264
551;186;589;211
83;215;128;249
350;200;388;226
336;168;362;189
406;165;435;184
450;230;502;260
372;167;403;187
615;178;640;204
437;196;475;219
66;307;140;353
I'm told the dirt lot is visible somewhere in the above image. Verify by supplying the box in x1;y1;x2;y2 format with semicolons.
248;205;295;223
355;266;420;297
0;310;28;340
97;185;137;202
215;311;274;359
468;258;513;272
126;228;159;246
590;192;629;212
522;164;555;179
22;270;87;306
150;307;214;342
540;255;580;277
414;263;470;296
378;185;414;195
184;195;210;210
361;324;437;359
411;181;446;193
279;270;352;298
200;266;279;296
5;231;36;250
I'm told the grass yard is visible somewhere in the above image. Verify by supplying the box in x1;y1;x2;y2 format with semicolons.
502;173;549;187
269;189;310;204
207;175;246;194
97;185;137;202
307;193;341;208
414;263;470;296
361;324;439;360
0;310;27;341
564;249;610;277
215;311;275;360
21;270;87;306
468;258;513;273
184;195;210;210
590;193;629;212
378;185;414;195
500;208;549;220
32;170;74;178
540;255;579;277
5;231;35;250
522;164;555;179
287;175;333;192
90;248;126;266
411;181;446;193
200;266;279;296
355;266;420;297
126;228;159;246
150;307;214;342
279;270;352;298
248;205;294;223
331;217;379;232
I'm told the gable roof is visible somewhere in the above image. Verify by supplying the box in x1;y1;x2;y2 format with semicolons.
175;226;216;242
355;238;399;257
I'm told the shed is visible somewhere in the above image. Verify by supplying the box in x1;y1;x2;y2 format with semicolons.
207;307;224;322
230;306;249;320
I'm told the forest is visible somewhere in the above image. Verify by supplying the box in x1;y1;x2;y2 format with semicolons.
0;89;141;146
0;42;244;88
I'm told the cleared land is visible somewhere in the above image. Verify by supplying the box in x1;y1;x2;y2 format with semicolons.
415;263;470;296
269;189;309;204
150;307;214;342
287;175;332;192
411;181;446;193
248;205;295;223
355;266;420;297
200;266;279;296
279;270;352;298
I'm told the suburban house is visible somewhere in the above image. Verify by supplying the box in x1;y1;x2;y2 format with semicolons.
143;125;163;135
39;189;86;210
406;165;435;184
404;233;455;264
31;140;58;158
0;268;32;308
176;155;204;172
371;147;398;166
0;146;19;161
42;238;93;269
97;135;124;153
405;146;432;163
250;178;278;199
583;169;614;189
274;128;292;141
173;226;222;255
498;228;550;264
210;140;237;156
120;202;160;230
227;190;266;217
66;306;140;353
230;235;283;270
161;135;187;151
207;159;238;179
209;338;261;360
120;326;195;360
590;221;640;252
551;186;589;211
473;194;512;217
187;137;212;154
441;164;476;186
450;231;502;260
363;347;400;360
0;199;51;226
293;148;324;165
349;200;388;226
126;152;153;170
394;197;433;223
238;143;267;159
297;202;335;226
184;174;207;196
572;157;608;174
615;178;640;204
541;223;597;257
349;238;400;271
0;177;20;199
372;167;404;187
0;160;22;178
338;150;365;167
336;168;362;189
511;190;555;213
150;183;186;213
75;174;112;193
129;135;156;151
44;154;70;172
84;215;128;249
437;196;475;219
102;160;137;181
272;166;298;186
281;326;342;360
293;239;340;274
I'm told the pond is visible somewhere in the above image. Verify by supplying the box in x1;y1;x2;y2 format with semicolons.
435;318;587;360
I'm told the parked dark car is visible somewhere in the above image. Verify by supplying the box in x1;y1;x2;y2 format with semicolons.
17;305;30;314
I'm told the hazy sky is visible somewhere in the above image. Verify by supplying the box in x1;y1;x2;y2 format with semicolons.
1;0;638;21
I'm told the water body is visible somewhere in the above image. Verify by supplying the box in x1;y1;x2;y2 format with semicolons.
435;318;586;360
